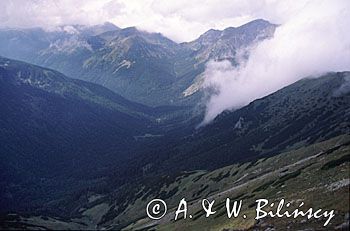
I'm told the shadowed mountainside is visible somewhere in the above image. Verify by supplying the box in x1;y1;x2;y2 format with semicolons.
0;57;191;215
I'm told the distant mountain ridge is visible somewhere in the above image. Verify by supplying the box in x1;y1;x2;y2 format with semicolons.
184;19;275;65
0;19;276;106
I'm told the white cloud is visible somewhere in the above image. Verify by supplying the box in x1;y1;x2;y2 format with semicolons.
0;0;321;42
202;0;350;124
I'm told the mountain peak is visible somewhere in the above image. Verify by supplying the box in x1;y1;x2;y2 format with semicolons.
191;19;274;43
75;22;120;36
184;19;276;65
244;18;272;26
235;19;276;31
101;21;119;29
121;26;139;33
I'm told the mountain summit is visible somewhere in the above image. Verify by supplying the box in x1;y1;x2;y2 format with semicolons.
184;19;276;65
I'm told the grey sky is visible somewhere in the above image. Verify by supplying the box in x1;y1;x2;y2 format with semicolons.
1;0;311;42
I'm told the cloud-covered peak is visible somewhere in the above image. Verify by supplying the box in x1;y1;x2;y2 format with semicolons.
202;0;350;124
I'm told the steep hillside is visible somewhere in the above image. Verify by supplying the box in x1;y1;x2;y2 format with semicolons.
3;135;348;230
144;72;350;173
123;135;350;230
0;57;178;215
77;27;181;105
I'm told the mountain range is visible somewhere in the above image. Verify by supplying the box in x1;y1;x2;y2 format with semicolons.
0;19;276;106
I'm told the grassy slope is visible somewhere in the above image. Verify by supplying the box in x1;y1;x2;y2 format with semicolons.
2;135;348;230
124;134;350;230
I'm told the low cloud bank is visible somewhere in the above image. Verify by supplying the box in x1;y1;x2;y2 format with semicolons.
202;0;350;124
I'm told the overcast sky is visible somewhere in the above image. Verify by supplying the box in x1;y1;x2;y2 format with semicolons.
1;0;312;42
